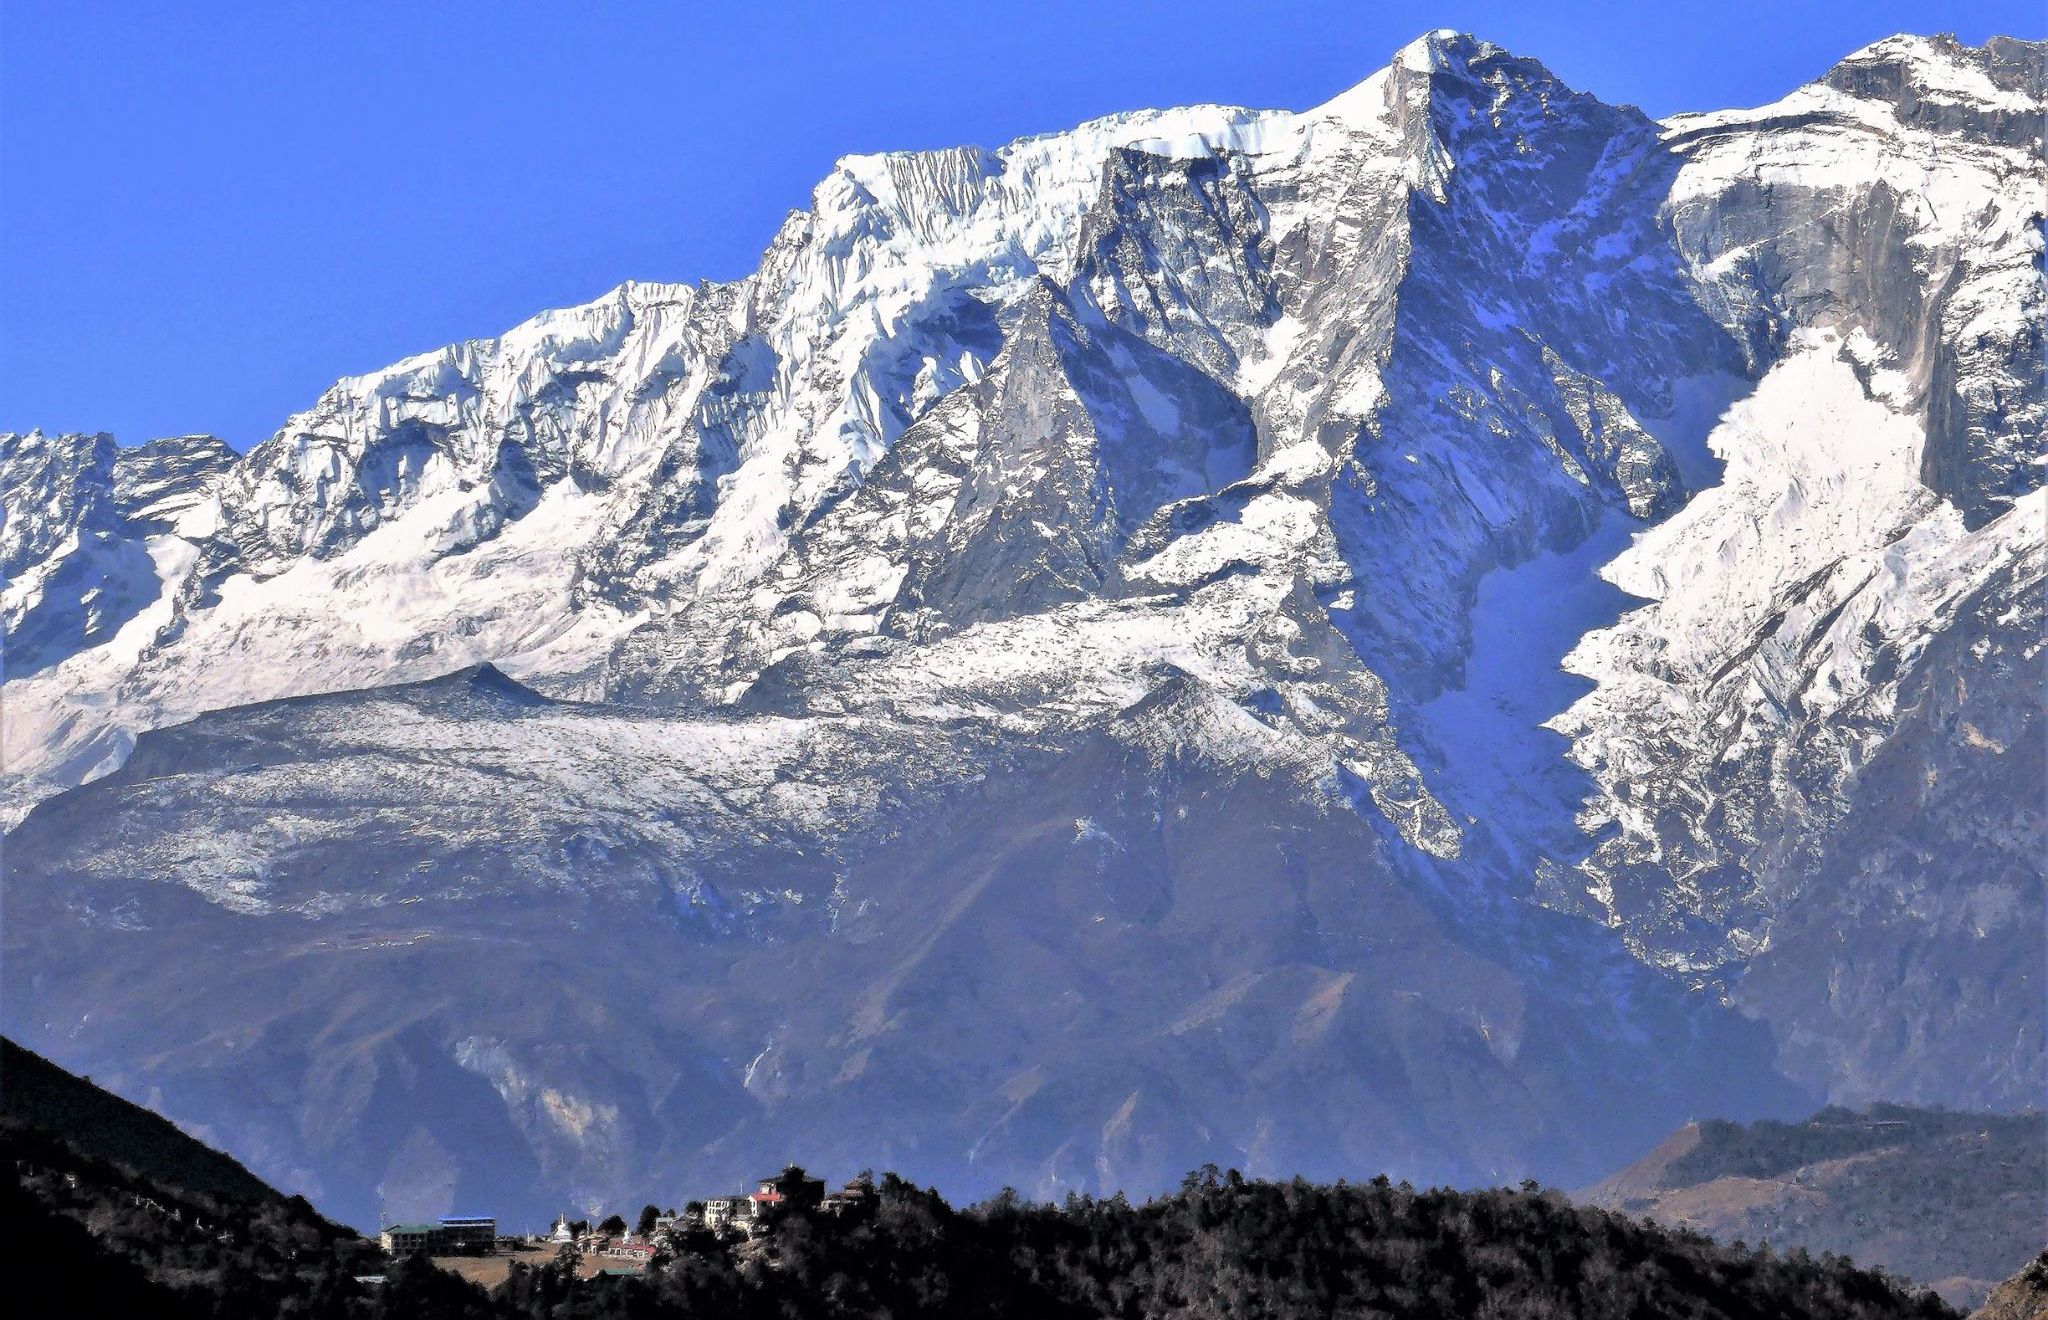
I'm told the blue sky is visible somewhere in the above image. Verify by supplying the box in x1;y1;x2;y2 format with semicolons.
3;1;2035;449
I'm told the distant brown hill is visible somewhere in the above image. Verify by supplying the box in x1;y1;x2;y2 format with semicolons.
1973;1250;2048;1320
1581;1105;2046;1311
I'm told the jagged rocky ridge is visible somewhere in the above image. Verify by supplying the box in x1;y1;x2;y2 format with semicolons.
2;31;2041;1229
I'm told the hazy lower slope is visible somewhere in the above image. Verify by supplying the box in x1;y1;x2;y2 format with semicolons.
0;664;1801;1225
1582;1106;2048;1310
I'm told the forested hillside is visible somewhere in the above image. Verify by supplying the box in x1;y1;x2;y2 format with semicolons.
1;1037;290;1206
3;1039;378;1315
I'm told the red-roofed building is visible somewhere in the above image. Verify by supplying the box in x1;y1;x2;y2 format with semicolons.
752;1166;824;1218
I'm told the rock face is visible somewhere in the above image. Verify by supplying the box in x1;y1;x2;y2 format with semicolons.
2;31;2040;1230
1;431;233;680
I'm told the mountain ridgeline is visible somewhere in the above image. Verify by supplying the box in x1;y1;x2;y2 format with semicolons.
1;28;2041;1233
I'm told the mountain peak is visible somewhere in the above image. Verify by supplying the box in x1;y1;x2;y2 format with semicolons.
1391;27;1493;74
1308;30;1486;121
1799;30;2044;148
1827;30;2043;109
1311;28;1600;142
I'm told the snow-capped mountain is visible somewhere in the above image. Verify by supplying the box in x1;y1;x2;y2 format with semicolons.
3;31;2039;1228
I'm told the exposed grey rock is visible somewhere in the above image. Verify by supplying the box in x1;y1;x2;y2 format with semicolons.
1;431;233;676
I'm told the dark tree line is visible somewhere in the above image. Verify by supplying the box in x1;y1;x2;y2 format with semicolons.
12;1128;1960;1320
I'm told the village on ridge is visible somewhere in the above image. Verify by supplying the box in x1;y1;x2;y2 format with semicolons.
378;1166;876;1278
